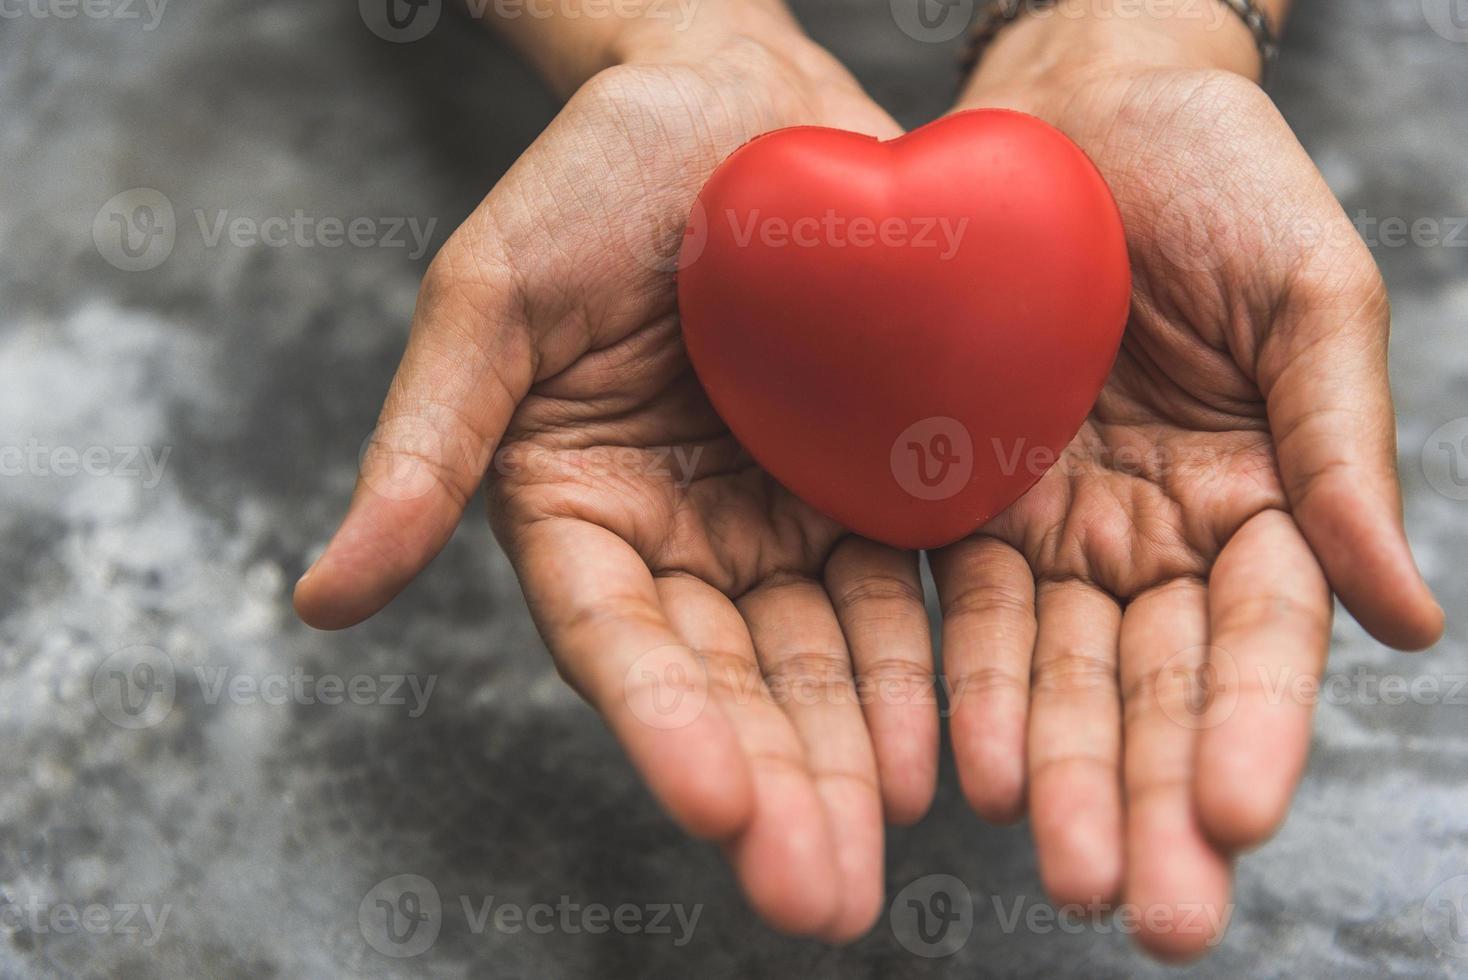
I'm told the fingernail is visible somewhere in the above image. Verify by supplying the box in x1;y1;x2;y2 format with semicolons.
296;557;319;589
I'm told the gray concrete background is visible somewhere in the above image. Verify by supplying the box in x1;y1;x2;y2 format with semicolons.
2;0;1467;977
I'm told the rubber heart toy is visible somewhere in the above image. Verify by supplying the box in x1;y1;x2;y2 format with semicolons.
676;109;1131;550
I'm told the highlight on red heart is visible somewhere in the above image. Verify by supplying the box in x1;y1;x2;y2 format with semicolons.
676;108;1132;549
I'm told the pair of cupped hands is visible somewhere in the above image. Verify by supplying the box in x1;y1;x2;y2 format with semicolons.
295;3;1443;961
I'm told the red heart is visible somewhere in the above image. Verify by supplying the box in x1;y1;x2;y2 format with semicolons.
676;109;1130;550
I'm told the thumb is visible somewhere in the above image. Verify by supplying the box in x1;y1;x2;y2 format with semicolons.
294;249;534;630
1261;266;1444;650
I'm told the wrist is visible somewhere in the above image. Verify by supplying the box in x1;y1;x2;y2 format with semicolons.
611;0;800;65
960;0;1272;107
502;0;823;97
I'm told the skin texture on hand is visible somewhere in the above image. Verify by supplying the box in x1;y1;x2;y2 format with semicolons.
293;30;939;943
940;39;1444;960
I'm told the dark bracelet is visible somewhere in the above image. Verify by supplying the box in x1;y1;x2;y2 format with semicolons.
962;0;1281;87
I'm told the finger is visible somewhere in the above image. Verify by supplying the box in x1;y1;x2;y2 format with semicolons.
294;245;535;629
1119;578;1232;961
655;574;842;938
1028;579;1124;906
1197;509;1332;850
824;538;937;826
738;575;884;943
929;536;1035;825
1262;277;1443;649
506;517;753;841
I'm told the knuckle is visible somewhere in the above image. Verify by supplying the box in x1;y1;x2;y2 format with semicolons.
943;580;1033;621
572;63;709;129
1031;649;1117;697
855;656;936;705
833;572;924;612
1123;662;1203;725
764;649;854;705
1214;592;1329;639
695;647;765;705
950;664;1028;701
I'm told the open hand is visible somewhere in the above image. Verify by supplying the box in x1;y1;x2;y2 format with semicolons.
939;48;1443;959
295;29;936;942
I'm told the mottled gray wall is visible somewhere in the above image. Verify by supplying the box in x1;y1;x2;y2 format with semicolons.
2;0;1466;977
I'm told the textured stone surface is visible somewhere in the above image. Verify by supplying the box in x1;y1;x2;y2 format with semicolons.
2;0;1466;977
